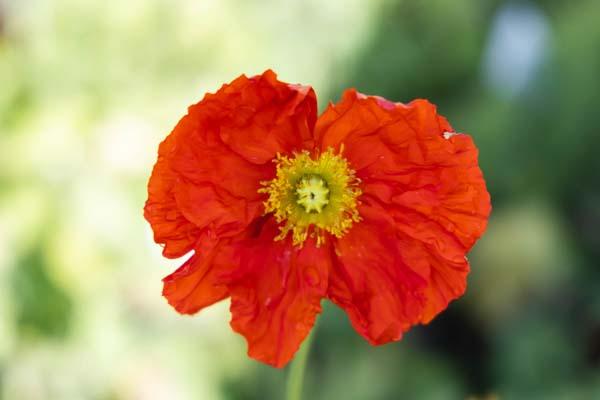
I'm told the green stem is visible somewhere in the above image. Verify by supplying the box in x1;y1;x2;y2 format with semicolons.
285;329;316;400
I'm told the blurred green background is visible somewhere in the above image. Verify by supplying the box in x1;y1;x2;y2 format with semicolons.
1;0;599;399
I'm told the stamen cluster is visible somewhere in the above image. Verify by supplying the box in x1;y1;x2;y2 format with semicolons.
259;148;362;247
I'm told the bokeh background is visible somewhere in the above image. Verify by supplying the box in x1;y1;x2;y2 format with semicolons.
1;0;599;399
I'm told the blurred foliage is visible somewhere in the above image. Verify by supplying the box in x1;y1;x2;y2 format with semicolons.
1;0;599;399
11;239;72;339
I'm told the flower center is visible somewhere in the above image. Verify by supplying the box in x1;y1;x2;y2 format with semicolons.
295;175;329;213
259;148;361;247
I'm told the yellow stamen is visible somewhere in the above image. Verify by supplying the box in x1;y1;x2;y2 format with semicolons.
259;147;361;247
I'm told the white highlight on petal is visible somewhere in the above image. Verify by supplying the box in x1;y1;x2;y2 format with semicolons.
443;131;458;139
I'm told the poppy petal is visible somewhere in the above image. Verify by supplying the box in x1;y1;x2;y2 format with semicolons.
145;70;317;256
144;126;202;258
318;90;490;330
162;235;231;314
218;70;318;164
328;204;428;344
227;219;330;368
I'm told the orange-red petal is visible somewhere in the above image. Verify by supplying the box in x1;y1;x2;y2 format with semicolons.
208;70;317;164
328;204;428;344
227;219;330;368
143;124;202;258
162;233;234;314
317;89;490;333
145;70;317;248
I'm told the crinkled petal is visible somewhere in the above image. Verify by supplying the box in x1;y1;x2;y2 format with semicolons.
143;126;202;258
318;89;490;328
162;234;230;314
328;204;428;344
227;219;330;368
217;71;318;164
144;70;317;256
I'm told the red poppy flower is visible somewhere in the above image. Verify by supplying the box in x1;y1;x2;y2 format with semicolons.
144;70;491;368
